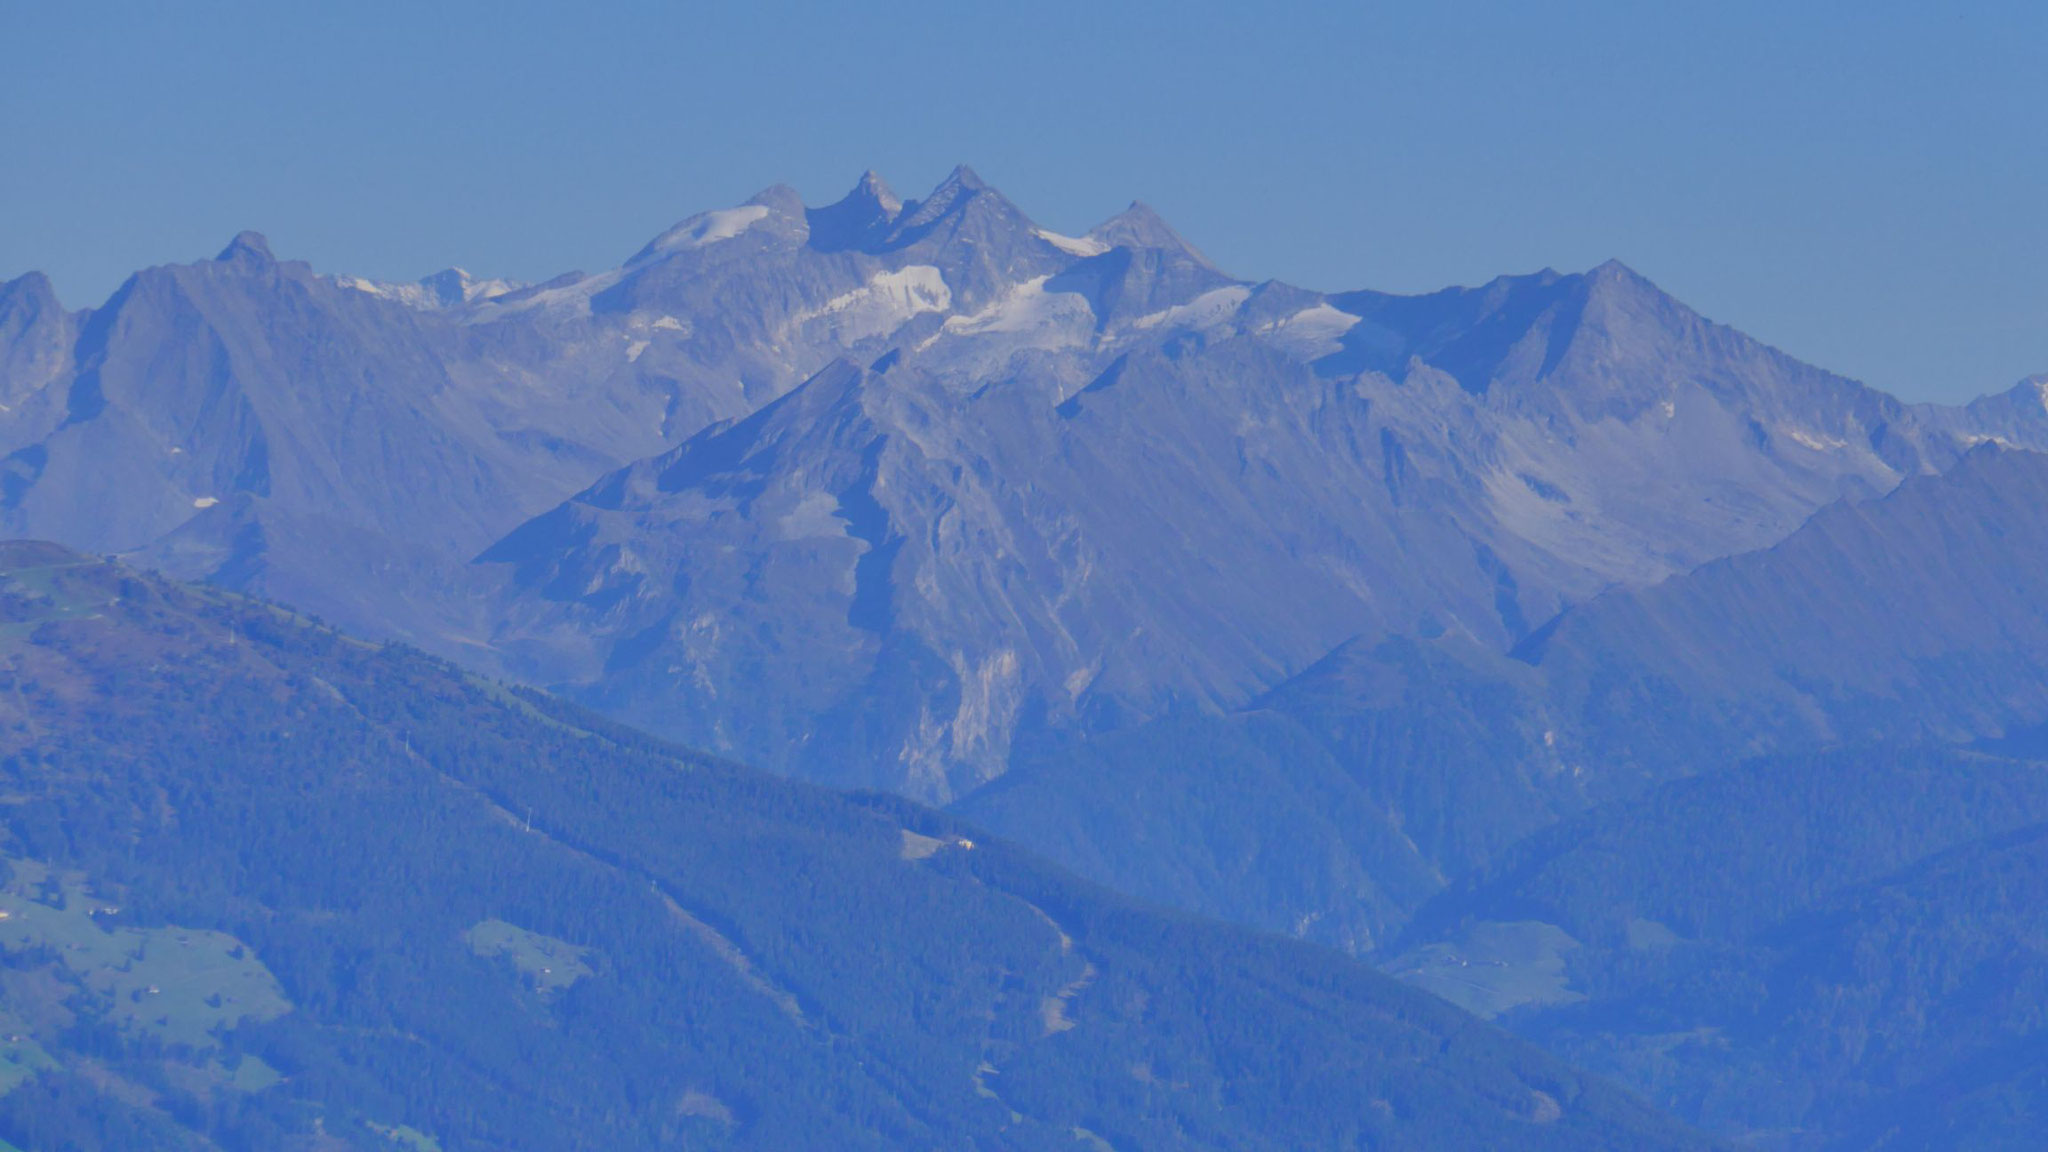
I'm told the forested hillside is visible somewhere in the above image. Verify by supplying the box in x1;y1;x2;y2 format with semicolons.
1390;744;2048;1148
0;541;1708;1151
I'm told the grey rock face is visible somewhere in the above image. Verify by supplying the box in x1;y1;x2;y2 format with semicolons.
0;272;82;458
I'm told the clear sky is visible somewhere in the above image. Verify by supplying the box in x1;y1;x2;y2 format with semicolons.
4;0;2042;402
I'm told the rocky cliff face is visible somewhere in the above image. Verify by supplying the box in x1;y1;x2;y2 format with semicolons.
0;272;82;453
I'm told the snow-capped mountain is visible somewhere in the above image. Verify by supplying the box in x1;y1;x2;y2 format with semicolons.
460;172;2048;799
1;168;2044;799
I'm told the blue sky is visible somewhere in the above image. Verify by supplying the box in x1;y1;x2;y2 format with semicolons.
4;0;2041;402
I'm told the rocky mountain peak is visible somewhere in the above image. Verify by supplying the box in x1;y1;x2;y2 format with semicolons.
852;169;902;215
215;230;275;265
806;170;906;252
630;187;803;265
0;270;77;406
937;163;989;193
1585;256;1646;283
1088;201;1218;270
1573;258;1683;325
743;183;807;217
418;267;478;307
884;165;1030;246
0;270;62;317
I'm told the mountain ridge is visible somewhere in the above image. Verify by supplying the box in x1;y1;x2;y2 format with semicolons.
957;444;2048;954
460;174;2046;798
3;169;2045;802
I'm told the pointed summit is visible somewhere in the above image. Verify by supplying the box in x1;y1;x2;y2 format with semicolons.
886;165;1018;240
1087;202;1218;271
0;270;60;314
418;267;467;304
0;270;74;401
1573;259;1691;334
806;170;905;253
744;183;807;218
632;188;797;263
1584;258;1658;294
417;268;485;308
216;231;275;265
939;164;989;192
852;169;903;216
869;165;1044;265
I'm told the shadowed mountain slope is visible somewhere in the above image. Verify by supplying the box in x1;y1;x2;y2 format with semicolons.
1387;744;2048;1150
959;445;2048;953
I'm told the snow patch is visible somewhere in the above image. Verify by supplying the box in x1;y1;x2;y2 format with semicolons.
648;205;772;254
807;266;952;342
1062;663;1100;701
1784;428;1848;452
941;276;1090;340
776;491;847;540
1258;302;1363;359
337;276;407;301
625;339;650;362
1129;285;1251;332
1035;229;1110;259
335;276;447;309
651;315;687;331
333;271;520;309
1291;302;1364;337
192;497;219;510
467;268;627;322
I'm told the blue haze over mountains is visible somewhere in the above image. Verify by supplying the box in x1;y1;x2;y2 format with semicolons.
5;168;2048;1147
9;168;2044;792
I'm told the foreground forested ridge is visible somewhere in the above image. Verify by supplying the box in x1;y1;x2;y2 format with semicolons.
0;541;1709;1150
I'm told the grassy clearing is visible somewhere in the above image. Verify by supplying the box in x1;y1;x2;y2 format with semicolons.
0;561;110;639
0;1036;55;1094
1386;920;1585;1018
465;920;593;993
0;860;291;1049
367;1120;444;1151
899;829;946;860
226;1053;283;1092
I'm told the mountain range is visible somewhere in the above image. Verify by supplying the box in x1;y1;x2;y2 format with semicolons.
7;167;2048;1148
8;168;2043;802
